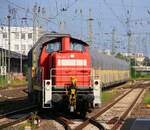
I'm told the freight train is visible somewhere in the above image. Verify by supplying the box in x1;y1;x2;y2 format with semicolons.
91;48;130;88
28;33;130;116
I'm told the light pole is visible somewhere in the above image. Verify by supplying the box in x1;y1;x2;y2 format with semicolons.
20;19;23;74
112;28;116;55
1;26;7;86
7;15;11;84
1;27;4;87
87;9;94;45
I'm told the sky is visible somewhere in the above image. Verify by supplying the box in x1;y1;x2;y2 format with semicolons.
0;0;150;57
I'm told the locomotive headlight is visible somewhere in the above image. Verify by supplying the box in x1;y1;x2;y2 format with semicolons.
44;80;52;90
46;81;51;85
93;80;100;87
94;81;99;85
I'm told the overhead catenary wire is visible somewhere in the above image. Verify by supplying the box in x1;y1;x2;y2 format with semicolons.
5;0;57;25
3;0;150;57
5;0;82;33
6;0;80;24
121;0;133;21
103;0;126;29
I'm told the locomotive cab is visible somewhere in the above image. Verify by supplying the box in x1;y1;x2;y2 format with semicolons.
28;34;101;115
40;36;94;111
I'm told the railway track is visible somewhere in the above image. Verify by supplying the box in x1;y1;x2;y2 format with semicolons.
50;86;144;130
0;96;28;105
0;86;28;105
34;81;149;130
0;96;34;116
68;88;145;130
36;87;145;130
0;84;27;90
0;81;148;130
0;105;37;129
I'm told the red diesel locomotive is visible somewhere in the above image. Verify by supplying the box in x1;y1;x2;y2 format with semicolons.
28;34;100;115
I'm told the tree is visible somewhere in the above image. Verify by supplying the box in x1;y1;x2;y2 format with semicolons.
115;53;128;61
143;57;150;66
115;53;123;59
130;58;137;66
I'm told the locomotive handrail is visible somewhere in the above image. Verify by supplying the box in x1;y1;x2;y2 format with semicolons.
49;68;94;87
49;68;129;86
49;67;97;81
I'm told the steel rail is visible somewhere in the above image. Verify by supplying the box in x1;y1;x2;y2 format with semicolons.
38;109;73;130
111;88;145;130
0;85;27;91
0;96;28;105
49;111;73;130
0;114;31;129
72;88;134;130
0;105;37;129
72;82;147;130
54;116;72;130
0;105;37;119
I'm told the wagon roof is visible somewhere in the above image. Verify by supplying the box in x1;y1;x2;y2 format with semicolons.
90;47;129;70
30;33;89;52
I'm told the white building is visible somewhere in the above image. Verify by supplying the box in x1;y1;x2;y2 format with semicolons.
103;49;111;55
121;52;144;57
121;52;145;65
0;26;42;55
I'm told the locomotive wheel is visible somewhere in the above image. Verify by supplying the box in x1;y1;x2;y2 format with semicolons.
37;91;42;108
77;100;88;118
80;111;86;118
28;91;37;104
78;102;87;118
29;91;42;108
62;96;69;112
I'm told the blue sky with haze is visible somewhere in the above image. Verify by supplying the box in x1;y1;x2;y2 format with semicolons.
0;0;150;57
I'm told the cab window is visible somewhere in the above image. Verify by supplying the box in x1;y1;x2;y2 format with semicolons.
46;42;61;52
71;42;85;51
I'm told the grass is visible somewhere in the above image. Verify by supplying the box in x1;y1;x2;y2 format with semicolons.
101;89;117;103
20;114;40;130
0;76;8;88
132;75;150;80
10;79;27;86
0;76;27;88
7;113;39;130
144;92;150;105
16;121;32;130
131;69;150;80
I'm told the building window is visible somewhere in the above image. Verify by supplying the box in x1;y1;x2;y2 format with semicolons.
3;33;7;38
15;32;19;39
21;33;25;39
28;33;32;39
28;44;32;50
21;44;26;50
14;44;19;50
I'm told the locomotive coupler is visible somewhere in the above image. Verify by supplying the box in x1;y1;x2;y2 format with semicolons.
67;77;77;112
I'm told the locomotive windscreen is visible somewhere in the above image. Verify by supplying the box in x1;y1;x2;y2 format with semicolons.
70;42;85;52
46;42;61;52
